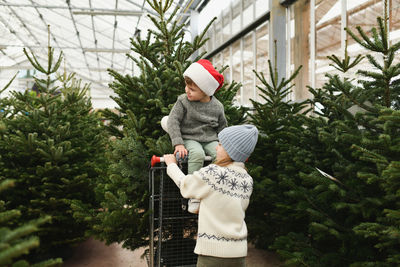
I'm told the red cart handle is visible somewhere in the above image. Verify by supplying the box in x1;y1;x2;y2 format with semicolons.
150;155;212;167
151;155;163;167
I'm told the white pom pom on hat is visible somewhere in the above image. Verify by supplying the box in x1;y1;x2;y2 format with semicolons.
183;59;224;96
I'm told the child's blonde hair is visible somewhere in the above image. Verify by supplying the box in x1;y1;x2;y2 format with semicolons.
214;154;233;167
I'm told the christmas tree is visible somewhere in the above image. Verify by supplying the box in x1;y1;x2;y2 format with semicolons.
246;57;311;249
0;179;62;266
350;108;400;265
0;29;107;260
261;14;400;266
73;0;247;252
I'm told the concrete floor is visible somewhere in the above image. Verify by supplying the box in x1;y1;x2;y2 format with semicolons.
63;238;283;267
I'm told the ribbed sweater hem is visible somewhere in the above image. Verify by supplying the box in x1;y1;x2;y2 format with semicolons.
194;238;247;258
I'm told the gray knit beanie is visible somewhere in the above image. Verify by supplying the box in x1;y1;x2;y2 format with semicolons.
218;124;259;162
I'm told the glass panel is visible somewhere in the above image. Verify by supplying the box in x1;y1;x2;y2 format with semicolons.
223;47;231;83
197;0;235;32
212;52;223;71
231;39;241;104
347;0;383;76
205;30;213;53
256;21;268;104
211;25;216;52
391;0;400;36
243;32;254;107
315;0;341;88
255;0;269;18
289;5;295;101
199;45;207;58
232;0;242;35
347;0;383;43
243;2;254;28
215;17;223;48
232;13;241;35
391;0;400;65
222;9;231;43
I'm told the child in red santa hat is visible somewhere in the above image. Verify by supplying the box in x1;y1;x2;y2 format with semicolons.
161;59;227;214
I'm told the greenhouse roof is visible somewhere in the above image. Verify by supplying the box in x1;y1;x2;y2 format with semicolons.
0;0;206;108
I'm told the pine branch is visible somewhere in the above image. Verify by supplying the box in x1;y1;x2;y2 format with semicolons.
166;1;180;25
0;73;18;95
378;16;388;52
0;237;39;265
0;180;15;193
327;53;364;73
0;210;20;224
23;48;47;74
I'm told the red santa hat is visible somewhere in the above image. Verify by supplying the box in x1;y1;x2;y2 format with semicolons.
183;59;224;96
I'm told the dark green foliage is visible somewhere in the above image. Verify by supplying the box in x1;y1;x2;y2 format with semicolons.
0;45;107;260
76;0;247;251
72;111;151;249
247;59;310;248
249;15;399;266
0;179;62;266
350;109;400;266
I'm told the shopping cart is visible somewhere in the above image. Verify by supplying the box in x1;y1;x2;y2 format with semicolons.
148;155;212;267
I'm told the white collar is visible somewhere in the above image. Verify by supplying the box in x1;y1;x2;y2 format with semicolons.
228;161;245;169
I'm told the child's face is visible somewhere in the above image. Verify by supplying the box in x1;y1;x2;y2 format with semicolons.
185;81;209;102
216;142;230;161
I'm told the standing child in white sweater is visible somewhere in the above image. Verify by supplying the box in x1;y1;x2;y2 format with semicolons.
164;124;258;267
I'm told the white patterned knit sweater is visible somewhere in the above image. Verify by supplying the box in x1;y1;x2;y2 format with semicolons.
167;161;253;258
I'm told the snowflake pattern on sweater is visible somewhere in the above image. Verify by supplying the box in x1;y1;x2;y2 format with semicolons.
198;164;253;199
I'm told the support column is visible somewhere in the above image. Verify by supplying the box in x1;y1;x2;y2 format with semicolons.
386;0;391;46
293;0;311;101
269;0;286;82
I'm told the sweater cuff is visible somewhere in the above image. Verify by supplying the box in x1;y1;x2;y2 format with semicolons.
166;163;185;188
171;137;184;147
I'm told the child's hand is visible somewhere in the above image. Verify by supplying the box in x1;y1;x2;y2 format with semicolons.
164;154;177;165
174;144;188;158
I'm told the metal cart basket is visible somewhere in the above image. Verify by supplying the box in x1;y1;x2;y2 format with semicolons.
148;157;199;267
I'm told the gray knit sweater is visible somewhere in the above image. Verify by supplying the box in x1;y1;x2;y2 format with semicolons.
167;94;227;146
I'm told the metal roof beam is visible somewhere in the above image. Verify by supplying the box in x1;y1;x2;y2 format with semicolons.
2;1;46;56
0;65;32;70
1;45;130;53
111;0;118;69
72;10;142;16
0;13;34;56
28;0;60;46
66;0;93;79
2;55;113;94
0;3;190;16
27;0;71;76
123;0;146;76
125;0;152;12
88;68;124;72
46;7;135;43
176;0;202;26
